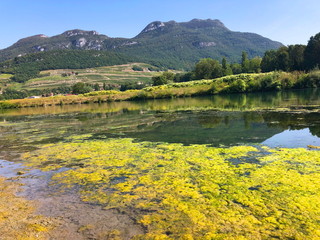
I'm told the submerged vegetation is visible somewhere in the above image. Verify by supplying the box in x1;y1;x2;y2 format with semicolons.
0;176;55;239
21;136;320;239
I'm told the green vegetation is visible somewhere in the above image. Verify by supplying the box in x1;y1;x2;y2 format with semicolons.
0;31;319;106
151;53;262;86
72;82;93;94
0;49;133;83
1;71;320;109
104;19;282;70
21;136;320;239
261;32;320;72
0;63;158;100
0;19;283;70
132;65;144;71
0;176;55;239
152;71;175;86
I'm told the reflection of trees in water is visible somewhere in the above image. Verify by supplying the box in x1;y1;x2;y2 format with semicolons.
309;126;320;138
261;112;320;137
210;88;320;109
197;115;224;128
196;111;320;139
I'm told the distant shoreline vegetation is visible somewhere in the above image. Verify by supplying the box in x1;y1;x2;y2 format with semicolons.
0;71;319;109
0;31;319;108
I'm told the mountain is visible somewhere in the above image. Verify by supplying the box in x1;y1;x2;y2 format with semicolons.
0;30;109;62
0;19;283;69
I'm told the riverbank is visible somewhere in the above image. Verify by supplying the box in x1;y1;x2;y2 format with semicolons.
0;71;319;109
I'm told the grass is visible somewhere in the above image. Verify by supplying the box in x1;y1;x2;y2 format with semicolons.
0;71;319;109
0;74;14;90
0;74;13;79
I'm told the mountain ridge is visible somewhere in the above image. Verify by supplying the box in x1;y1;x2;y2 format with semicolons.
0;19;283;69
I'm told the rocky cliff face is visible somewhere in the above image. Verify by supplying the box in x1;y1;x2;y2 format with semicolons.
141;21;166;33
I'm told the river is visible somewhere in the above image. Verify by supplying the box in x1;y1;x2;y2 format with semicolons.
0;89;320;239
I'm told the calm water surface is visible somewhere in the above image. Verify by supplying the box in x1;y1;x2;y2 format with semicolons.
0;89;320;238
0;89;319;158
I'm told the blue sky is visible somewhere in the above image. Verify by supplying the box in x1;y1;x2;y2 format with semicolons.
0;0;319;49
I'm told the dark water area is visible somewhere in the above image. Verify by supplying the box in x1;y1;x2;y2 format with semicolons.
0;89;319;154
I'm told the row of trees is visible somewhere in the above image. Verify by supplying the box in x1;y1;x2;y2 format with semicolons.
261;33;320;72
153;32;320;86
72;81;149;94
152;52;262;85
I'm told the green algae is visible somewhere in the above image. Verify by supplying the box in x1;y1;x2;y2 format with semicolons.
0;176;56;240
21;137;320;239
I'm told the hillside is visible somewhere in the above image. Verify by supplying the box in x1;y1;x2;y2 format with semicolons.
19;63;158;91
0;62;160;99
0;19;283;69
0;49;134;83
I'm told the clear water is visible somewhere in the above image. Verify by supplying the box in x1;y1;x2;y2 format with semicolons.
0;89;319;160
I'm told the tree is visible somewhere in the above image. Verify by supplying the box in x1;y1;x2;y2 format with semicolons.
221;57;233;76
152;71;175;86
249;57;262;73
262;46;305;72
304;33;320;70
276;47;290;71
72;82;93;94
93;83;100;91
261;50;278;72
194;58;223;80
241;51;250;73
230;63;242;74
174;72;194;82
288;44;306;71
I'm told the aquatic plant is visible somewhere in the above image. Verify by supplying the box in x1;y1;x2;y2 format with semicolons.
0;176;55;239
22;137;320;239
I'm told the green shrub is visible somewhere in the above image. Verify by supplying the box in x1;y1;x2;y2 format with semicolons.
132;65;143;71
0;101;18;109
72;82;93;94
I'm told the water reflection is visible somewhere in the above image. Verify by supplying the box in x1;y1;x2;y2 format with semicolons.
0;89;319;117
121;111;320;147
0;89;319;154
263;129;320;148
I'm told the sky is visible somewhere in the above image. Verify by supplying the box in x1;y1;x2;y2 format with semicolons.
0;0;319;50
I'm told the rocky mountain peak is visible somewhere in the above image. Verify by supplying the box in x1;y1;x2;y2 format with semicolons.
140;21;166;34
182;19;229;30
62;29;103;37
16;34;47;43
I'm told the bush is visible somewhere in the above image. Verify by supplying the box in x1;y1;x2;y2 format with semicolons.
293;71;320;89
72;82;93;94
148;66;160;72
174;72;194;82
0;101;18;109
132;65;143;71
152;72;175;86
228;79;247;93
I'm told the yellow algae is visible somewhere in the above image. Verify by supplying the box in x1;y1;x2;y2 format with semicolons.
22;138;320;239
0;176;55;240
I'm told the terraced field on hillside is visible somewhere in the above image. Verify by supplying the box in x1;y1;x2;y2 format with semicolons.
9;63;160;91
